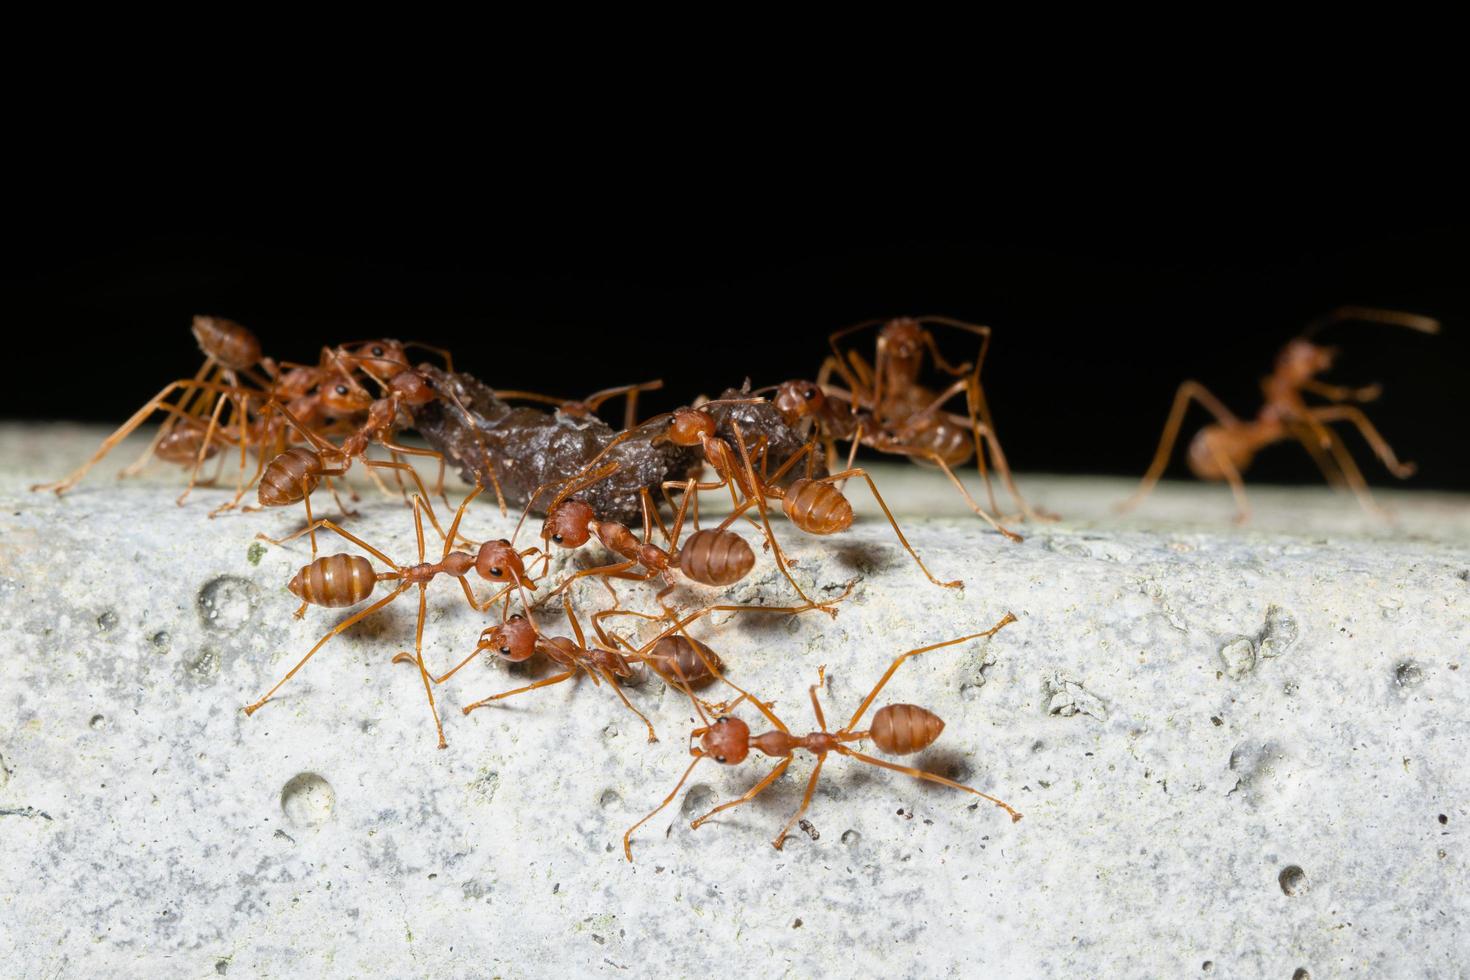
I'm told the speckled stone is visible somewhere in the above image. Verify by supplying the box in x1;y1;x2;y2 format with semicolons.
1;425;1466;978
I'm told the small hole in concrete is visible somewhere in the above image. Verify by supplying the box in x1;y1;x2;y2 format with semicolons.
151;631;171;652
1438;814;1448;825
89;714;106;730
841;829;860;845
599;789;621;809
97;610;119;632
681;784;717;816
1292;969;1311;980
1395;662;1425;688
1279;864;1306;896
216;960;230;975
1201;963;1213;973
197;575;259;632
281;772;336;828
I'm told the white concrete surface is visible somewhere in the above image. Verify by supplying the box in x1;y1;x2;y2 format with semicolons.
1;424;1467;978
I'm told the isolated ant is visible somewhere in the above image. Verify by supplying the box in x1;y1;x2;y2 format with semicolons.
1118;306;1440;522
623;611;1020;861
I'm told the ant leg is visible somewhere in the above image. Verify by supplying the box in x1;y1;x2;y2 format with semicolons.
689;757;793;830
398;641;481;685
772;753;827;850
598;665;658;742
1308;423;1388;519
381;440;454;512
243;584;410;715
32;379;248;495
834;745;1022;823
365;460;455;543
461;670;577;714
120;359;219;477
1117;380;1239;513
1304;379;1382;403
841;613;1017;733
323;477;359;518
727;425;833;614
258;518;403;571
1308;405;1416;478
818;467;963;589
959;374;1053;522
624;756;704;862
1285;420;1347;489
809;666;828;731
880;443;1021;542
405;584;448;748
177;379;234;505
1197;435;1253;523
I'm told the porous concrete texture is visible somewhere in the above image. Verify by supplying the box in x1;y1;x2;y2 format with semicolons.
1;423;1467;978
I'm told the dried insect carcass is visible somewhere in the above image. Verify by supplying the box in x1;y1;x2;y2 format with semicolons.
409;368;824;525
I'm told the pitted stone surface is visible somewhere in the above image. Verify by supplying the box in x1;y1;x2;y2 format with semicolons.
0;425;1467;977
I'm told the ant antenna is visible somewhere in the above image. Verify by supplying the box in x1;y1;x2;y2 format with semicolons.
1302;305;1441;339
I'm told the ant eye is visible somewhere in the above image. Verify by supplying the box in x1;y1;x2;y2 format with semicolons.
510;613;524;621
715;717;727;724
335;385;349;396
371;346;384;356
499;646;511;656
715;756;726;763
497;539;510;546
490;567;503;577
552;534;563;543
804;388;816;399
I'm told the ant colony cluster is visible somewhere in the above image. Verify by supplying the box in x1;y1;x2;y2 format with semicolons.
34;306;1436;860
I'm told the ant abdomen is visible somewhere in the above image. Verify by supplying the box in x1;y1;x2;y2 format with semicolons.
646;635;723;688
190;314;262;372
870;703;945;755
1186;426;1257;481
782;479;853;535
258;447;324;506
288;553;378;608
678;529;754;586
155;427;220;464
906;418;972;467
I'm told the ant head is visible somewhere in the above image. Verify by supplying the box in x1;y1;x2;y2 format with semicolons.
879;317;925;360
475;539;527;584
319;377;374;416
773;380;825;424
388;369;438;406
542;500;595;548
667;408;717;446
697;715;750;764
343;340;410;380
1279;339;1335;378
479;614;537;662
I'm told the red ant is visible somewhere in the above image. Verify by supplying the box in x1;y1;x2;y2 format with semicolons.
661;408;964;590
33;316;275;499
243;486;540;748
1118;306;1440;523
803;315;1046;535
254;365;506;555
624;611;1020;860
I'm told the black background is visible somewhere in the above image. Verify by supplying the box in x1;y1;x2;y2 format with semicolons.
5;198;1465;491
